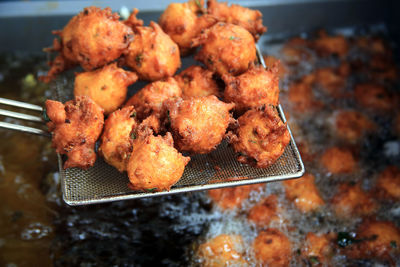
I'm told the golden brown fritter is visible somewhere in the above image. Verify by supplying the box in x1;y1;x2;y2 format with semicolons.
312;30;349;58
301;233;333;266
74;63;138;115
207;0;266;41
354;83;394;112
223;64;280;113
283;173;325;213
159;0;217;56
125;77;182;120
208;184;263;210
127;133;190;191
124;21;181;81
313;63;350;97
331;182;377;219
227;106;290;168
98;106;138;172
174;65;220;98
197;234;249;267
375;166;400;201
45;96;104;169
335;110;375;143
44;7;133;81
288;74;323;113
192;22;256;76
321;147;356;174
247;195;280;228
253;228;292;267
167;95;235;154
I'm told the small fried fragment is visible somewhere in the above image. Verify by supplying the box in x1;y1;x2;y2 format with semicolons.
283;173;325;213
301;233;333;266
192;22;256;76
312;30;349;58
321;147;356;174
174;65;220;98
227;106;290;168
127;133;190;191
331;182;377;219
253;228;292;267
124;21;181;81
263;55;287;78
45;96;104;169
167;95;235;154
208;184;263;210
223;64;279;113
354;83;394;112
124;8;144;29
159;0;217;56
207;0;266;41
125;77;182;120
375;166;400;201
74;63;138;115
197;234;249;267
247;195;280;227
334;110;375;143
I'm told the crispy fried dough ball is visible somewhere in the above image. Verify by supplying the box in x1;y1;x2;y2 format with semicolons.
375;166;400;201
247;195;280;227
98;106;137;172
312;31;349;58
335;110;375;143
127;133;190;191
207;0;266;41
197;234;249;267
174;65;220;98
314;63;350;97
222;64;279;113
192;22;256;76
208;184;263;210
227;106;290;168
159;0;217;56
344;220;400;263
167;95;235;154
45;96;104;169
288;74;323;113
301;233;333;266
321;147;356;174
74;63;138;115
331;182;377;219
124;21;181;81
354;83;394;112
125;77;182;120
45;7;133;81
253;229;292;267
283;173;325;213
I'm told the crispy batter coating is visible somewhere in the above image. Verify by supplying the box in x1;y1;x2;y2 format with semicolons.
124;8;144;29
124;21;181;81
288;74;323;113
174;65;220;98
192;22;256;76
208;184;263;210
227;106;290;168
98;106;138;172
207;0;266;41
312;30;349;58
331;182;377;219
283;173;325;213
197;234;249;267
263;55;287;79
334;110;375;143
167;95;235;154
354;83;394;112
253;229;292;267
223;64;279;113
45;96;104;169
159;0;217;56
74;63;138;115
375;166;400;201
321;147;356;174
125;77;182;120
301;233;333;266
127;133;190;191
44;7;133;81
247;195;280;227
344;220;400;263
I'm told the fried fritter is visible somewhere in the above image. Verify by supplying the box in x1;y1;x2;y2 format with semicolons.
223;64;279;113
281;36;311;65
125;77;182;120
312;30;349;58
253;228;292;267
288;74;323;113
227;106;290;168
263;55;287;79
192;22;256;76
74;63;138;115
124;21;181;81
314;63;350;97
197;234;249;266
247;195;280;228
159;0;217;56
45;96;104;169
174;65;220;98
208;184;263;210
334;110;375;143
207;0;266;41
167;95;235;154
44;7;133;81
321;147;356;174
127;133;190;191
354;83;394;112
375;166;400;201
301;233;333;266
